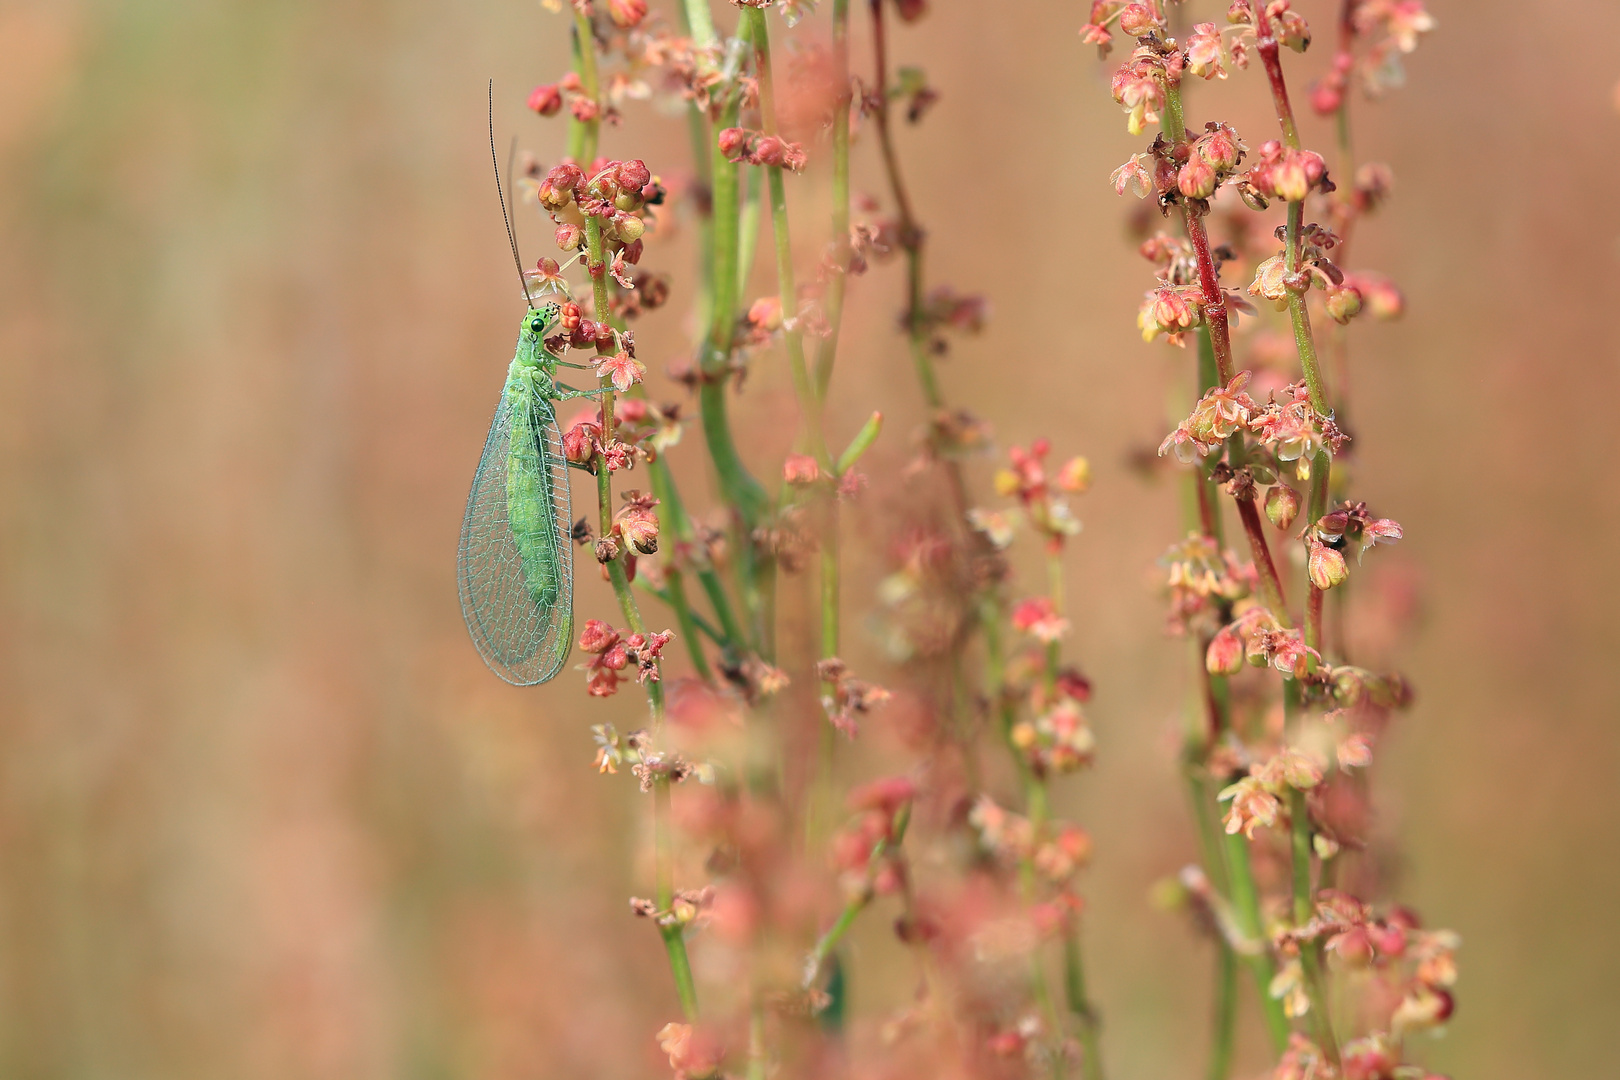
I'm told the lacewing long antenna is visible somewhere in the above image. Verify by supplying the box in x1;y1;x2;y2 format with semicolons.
489;80;533;308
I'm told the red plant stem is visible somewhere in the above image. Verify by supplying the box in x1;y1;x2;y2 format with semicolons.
1253;12;1301;147
1164;87;1289;623
868;0;972;527
1237;496;1290;625
1183;209;1235;385
1254;10;1338;655
1163;87;1234;386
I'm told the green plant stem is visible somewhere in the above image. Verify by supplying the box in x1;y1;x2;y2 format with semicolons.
638;580;724;644
1222;829;1291;1051
697;19;770;651
745;8;829;472
738;164;763;298
1290;789;1340;1065
1065;926;1104;1080
747;998;768;1080
814;0;852;398
656;777;699;1020
587;185;688;1033
746;6;846;842
803;807;910;987
567;12;601;165
1208;938;1237;1080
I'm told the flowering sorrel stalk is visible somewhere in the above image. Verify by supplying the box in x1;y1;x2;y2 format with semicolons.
497;2;1456;1078
1092;1;1450;1077
513;0;1123;1076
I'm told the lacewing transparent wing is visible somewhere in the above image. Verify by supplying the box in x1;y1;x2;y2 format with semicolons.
457;373;574;685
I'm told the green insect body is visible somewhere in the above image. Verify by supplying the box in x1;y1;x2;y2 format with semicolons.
458;301;582;685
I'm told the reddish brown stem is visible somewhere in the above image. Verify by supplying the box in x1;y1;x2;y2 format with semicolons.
1237;497;1290;625
1182;208;1234;385
1253;9;1301;148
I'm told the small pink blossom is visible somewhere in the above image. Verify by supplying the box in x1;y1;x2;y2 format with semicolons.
594;349;647;392
1012;597;1070;643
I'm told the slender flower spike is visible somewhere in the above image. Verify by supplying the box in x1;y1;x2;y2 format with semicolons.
595;350;647;392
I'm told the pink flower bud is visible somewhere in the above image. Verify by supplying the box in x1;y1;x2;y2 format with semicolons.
1343;272;1404;320
752;135;787;167
606;0;647;29
554;223;583;251
578;619;620;653
1226;0;1253;24
1310;79;1343;115
1178;157;1218;200
1330;925;1377;969
1118;3;1159;35
1274;8;1311;52
782;454;822;485
1206;625;1245;675
563;420;601;465
1272;148;1327;202
527;83;563;117
615;213;646;242
717;127;750;160
537;179;571;212
1308;540;1349;590
615;158;651;193
1324;284;1362;324
747;295;783;331
617;507;660;554
558;301;582;333
1265;484;1301;530
1197;126;1244;171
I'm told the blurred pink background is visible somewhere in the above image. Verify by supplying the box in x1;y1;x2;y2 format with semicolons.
0;0;1615;1076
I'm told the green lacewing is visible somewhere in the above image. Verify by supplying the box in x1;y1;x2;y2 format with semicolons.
457;301;581;685
459;85;598;684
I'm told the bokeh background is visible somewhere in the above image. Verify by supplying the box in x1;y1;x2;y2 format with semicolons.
2;0;1616;1077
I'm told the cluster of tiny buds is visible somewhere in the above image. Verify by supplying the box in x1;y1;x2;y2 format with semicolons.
577;617;674;697
988;439;1090;550
528;72;603;123
717;127;808;172
1160;376;1347;478
816;657;892;738
537;158;662;248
